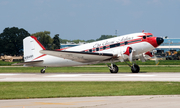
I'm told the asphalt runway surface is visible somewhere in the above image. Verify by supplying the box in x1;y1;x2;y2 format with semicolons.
1;95;180;108
0;72;180;82
1;72;180;108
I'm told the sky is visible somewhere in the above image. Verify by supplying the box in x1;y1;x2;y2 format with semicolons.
0;0;180;40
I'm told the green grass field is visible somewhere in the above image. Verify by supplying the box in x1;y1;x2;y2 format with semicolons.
0;65;179;73
0;60;180;99
0;82;180;99
1;60;180;66
0;60;179;73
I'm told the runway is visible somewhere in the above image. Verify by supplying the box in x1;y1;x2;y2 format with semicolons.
0;72;180;82
1;95;180;108
1;72;180;108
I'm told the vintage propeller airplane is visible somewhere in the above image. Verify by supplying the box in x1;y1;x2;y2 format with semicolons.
14;31;164;73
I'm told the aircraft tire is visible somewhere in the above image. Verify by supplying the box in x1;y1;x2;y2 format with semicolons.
41;69;45;73
131;64;140;73
110;64;119;73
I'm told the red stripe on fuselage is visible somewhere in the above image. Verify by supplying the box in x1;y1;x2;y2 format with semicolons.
82;33;159;52
32;54;46;61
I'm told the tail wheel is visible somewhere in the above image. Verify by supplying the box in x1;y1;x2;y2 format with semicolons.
131;64;140;73
110;64;119;73
41;69;45;73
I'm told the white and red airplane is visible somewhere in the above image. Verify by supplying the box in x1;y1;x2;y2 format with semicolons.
14;32;164;73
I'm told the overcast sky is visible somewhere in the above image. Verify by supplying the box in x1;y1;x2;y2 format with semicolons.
0;0;180;40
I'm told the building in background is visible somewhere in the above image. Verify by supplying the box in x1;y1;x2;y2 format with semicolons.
156;38;180;52
156;38;180;60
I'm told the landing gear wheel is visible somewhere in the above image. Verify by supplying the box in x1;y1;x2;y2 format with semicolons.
131;64;140;73
110;64;119;73
41;69;45;73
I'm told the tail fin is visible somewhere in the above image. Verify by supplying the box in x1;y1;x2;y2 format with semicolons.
23;36;46;62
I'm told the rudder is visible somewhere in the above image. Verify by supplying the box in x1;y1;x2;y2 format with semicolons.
23;36;46;62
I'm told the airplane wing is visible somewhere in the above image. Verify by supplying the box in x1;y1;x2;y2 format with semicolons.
40;50;117;63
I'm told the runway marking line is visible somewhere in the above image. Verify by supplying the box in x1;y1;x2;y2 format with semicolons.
125;75;156;77
0;74;19;76
35;100;105;105
1;100;105;107
45;75;81;77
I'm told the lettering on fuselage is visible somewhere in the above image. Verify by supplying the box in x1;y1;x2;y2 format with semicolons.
93;36;134;48
24;55;33;60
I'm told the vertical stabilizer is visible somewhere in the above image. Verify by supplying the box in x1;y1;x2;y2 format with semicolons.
23;36;46;62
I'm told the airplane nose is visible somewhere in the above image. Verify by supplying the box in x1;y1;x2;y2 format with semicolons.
156;37;164;45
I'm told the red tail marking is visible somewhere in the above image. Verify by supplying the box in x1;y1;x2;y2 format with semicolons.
30;36;46;50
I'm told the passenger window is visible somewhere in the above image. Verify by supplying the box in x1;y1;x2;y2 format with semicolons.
110;44;115;48
124;41;128;45
96;48;99;51
116;43;120;46
103;46;106;50
89;49;92;52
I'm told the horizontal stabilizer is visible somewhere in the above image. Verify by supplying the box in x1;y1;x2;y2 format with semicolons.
12;60;43;66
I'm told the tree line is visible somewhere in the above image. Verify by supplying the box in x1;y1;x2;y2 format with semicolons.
0;27;116;56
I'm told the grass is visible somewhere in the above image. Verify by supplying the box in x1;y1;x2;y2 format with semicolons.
96;60;180;65
0;66;179;73
1;60;180;66
0;60;19;66
0;82;180;99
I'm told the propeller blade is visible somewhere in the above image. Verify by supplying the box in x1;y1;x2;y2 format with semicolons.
152;50;159;65
129;50;133;62
154;55;159;65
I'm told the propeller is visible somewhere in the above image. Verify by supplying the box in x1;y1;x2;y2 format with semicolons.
123;46;134;62
129;49;133;62
152;50;159;65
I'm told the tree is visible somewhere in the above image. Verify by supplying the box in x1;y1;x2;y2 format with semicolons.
53;34;60;49
96;35;116;41
72;39;85;44
0;27;30;55
31;31;53;49
86;39;95;43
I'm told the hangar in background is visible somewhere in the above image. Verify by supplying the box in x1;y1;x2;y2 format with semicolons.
156;38;180;53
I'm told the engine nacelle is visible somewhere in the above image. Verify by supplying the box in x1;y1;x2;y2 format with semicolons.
138;51;153;62
117;46;133;62
143;51;153;60
123;46;132;56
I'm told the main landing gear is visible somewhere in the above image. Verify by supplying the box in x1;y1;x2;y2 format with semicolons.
125;61;140;73
107;64;119;73
107;62;140;73
40;66;47;73
131;64;140;73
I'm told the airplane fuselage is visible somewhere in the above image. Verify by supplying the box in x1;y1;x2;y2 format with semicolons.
26;32;162;67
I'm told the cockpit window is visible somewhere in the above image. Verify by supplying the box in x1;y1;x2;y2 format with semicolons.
147;35;153;37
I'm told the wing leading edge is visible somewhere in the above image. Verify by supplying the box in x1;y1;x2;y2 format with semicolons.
40;50;117;63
